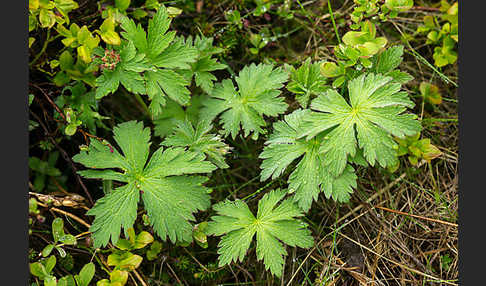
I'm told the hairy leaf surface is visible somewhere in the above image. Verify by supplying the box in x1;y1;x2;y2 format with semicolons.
179;35;227;94
96;6;197;116
260;109;357;210
201;63;289;139
163;119;231;169
73;121;216;247
300;73;421;176
286;59;328;108
370;45;413;84
207;189;313;277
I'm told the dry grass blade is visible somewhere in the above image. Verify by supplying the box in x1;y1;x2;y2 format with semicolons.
339;232;458;286
374;205;458;227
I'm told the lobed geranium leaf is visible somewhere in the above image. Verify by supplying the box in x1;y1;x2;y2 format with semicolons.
299;73;421;176
163;119;231;169
73;121;216;247
201;63;289;139
286;59;328;108
260;109;357;211
207;189;313;277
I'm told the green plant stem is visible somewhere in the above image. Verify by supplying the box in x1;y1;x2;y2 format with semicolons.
327;0;341;44
226;175;260;199
30;30;52;67
134;93;151;117
242;180;275;202
390;21;457;87
219;58;235;78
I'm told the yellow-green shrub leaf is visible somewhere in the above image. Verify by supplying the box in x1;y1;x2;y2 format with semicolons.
133;231;154;249
108;252;143;271
74;262;95;286
320;62;342;78
100;30;121;45
77;45;91;63
42;244;55;257
29;0;40;10
29;15;38;32
54;0;79;13
110;270;128;284
115;0;130;11
167;7;182;17
419;82;442;105
29;37;36;48
39;0;55;9
39;9;56;28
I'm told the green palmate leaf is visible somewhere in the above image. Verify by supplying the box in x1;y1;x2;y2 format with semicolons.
120;5;172;60
163;119;231;169
260;109;357;211
151;36;197;69
95;5;197;115
73;121;216;247
207;189;313;277
370;45;413;84
118;6;197;115
144;66;191;114
95;42;149;99
370;45;403;73
181;35;227;94
84;182;139;248
286;59;328;108
300;73;421;176
201;63;289;139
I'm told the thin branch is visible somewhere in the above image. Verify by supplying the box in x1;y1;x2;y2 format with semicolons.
35;200;91;229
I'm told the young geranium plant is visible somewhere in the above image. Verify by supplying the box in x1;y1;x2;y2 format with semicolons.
73;121;216;247
207;189;314;277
